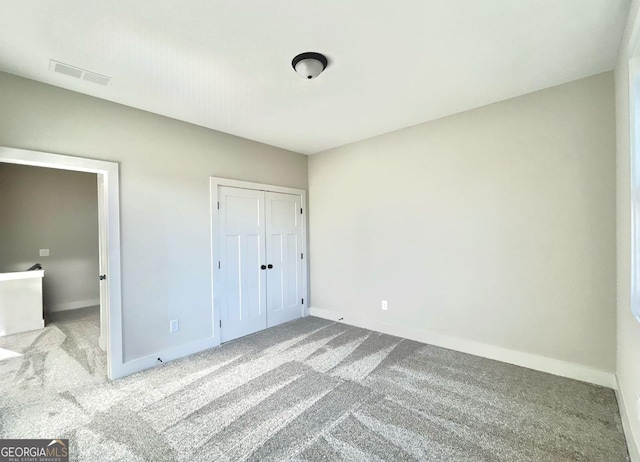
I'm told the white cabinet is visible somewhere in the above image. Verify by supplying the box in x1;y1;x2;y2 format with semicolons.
0;270;45;336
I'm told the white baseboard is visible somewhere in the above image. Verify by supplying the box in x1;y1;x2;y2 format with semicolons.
113;336;218;379
48;298;100;312
616;376;640;462
0;319;44;337
309;307;616;389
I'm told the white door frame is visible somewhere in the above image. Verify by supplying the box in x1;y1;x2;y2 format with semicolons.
209;177;308;344
0;146;124;379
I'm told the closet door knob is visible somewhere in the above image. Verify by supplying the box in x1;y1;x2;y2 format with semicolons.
267;264;273;269
260;265;267;270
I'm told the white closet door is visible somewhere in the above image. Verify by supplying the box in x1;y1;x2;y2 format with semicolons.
219;186;267;342
265;192;304;327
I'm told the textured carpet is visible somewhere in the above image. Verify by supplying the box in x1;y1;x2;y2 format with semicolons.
0;309;629;461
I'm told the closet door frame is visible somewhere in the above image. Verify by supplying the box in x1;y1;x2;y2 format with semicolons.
209;177;308;346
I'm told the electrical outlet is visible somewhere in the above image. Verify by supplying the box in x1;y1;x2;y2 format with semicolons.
39;249;49;257
169;319;179;333
381;300;388;311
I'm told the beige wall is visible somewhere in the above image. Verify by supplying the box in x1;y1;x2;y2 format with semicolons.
0;71;308;362
0;163;99;313
615;0;640;457
309;72;616;373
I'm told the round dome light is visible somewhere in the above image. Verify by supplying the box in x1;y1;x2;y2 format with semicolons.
292;52;328;80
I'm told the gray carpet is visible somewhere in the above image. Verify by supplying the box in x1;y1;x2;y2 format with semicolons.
0;309;629;461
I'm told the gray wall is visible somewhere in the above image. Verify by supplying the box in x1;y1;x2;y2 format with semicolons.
309;72;616;372
0;71;308;362
615;0;640;454
0;163;99;313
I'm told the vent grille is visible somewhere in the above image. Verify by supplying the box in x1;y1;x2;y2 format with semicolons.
49;60;111;86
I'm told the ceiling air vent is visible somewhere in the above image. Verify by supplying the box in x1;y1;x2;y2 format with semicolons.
49;60;111;86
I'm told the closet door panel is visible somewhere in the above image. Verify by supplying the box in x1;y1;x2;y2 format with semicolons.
265;192;303;327
219;186;267;342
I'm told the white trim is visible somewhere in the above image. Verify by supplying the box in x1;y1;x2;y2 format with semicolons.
116;336;218;377
630;57;640;323
47;298;100;313
0;146;124;380
309;307;616;389
616;376;640;462
619;9;640;459
0;270;44;282
0;319;45;337
209;177;309;345
210;177;307;197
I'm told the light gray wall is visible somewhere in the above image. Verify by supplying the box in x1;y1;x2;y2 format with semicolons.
0;163;99;313
0;71;308;362
309;72;616;372
615;0;640;455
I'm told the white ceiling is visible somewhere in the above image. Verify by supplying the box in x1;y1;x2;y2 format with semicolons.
0;0;629;154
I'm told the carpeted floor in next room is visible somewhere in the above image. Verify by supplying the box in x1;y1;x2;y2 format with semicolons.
0;308;630;461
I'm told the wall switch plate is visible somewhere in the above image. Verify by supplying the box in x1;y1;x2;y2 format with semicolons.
39;249;49;257
169;319;179;333
381;300;388;311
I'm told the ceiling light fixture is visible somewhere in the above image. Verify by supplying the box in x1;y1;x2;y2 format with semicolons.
291;52;328;80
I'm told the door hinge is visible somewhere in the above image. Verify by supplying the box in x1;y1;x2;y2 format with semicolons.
219;320;222;328
218;261;221;269
300;208;303;215
217;201;220;210
301;253;303;260
302;298;304;304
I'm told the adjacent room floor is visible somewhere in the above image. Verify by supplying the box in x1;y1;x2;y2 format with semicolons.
0;313;629;461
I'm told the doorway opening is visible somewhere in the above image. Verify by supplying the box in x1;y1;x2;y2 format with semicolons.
0;146;123;379
210;178;308;344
